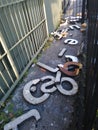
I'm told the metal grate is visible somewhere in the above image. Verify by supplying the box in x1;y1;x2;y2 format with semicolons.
0;0;48;105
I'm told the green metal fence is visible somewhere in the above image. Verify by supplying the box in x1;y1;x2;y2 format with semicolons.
0;0;48;106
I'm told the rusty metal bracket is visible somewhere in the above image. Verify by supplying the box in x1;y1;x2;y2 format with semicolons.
58;62;82;76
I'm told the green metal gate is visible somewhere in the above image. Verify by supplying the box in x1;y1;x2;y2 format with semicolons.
0;0;48;106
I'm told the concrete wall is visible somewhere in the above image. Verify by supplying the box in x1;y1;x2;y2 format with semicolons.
44;0;62;33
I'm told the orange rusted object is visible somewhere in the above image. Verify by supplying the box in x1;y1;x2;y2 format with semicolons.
59;62;82;76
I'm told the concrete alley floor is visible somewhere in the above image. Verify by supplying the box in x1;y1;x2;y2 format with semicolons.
2;1;86;130
3;20;86;130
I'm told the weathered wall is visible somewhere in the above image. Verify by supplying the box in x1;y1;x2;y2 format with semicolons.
44;0;62;33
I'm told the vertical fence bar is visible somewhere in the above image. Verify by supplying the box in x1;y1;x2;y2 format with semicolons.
0;86;5;95
6;6;22;72
32;0;40;50
0;32;19;78
1;59;14;83
12;4;27;67
43;0;49;37
0;10;21;72
22;2;33;60
29;0;38;53
26;0;37;55
0;71;10;89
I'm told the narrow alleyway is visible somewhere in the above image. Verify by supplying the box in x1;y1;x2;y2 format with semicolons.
5;26;85;130
2;1;86;130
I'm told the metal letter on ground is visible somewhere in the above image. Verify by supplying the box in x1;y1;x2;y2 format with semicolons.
56;77;78;96
64;39;78;45
4;109;41;130
23;80;50;105
41;76;57;93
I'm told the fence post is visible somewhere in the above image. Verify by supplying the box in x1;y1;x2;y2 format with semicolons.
43;0;49;37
